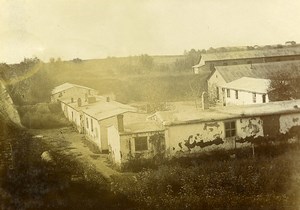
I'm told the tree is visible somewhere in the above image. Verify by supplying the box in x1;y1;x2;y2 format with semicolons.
138;54;154;71
268;66;300;101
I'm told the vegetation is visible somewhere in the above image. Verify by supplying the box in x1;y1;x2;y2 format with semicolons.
111;143;300;209
268;66;300;101
0;51;210;107
0;117;134;209
17;103;70;129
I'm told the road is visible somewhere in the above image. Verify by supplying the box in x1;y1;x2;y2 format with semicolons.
29;126;121;181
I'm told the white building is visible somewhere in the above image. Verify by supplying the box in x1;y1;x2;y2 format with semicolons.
158;99;300;158
108;120;164;167
51;83;97;103
220;77;270;106
60;96;136;152
207;60;300;104
108;99;300;167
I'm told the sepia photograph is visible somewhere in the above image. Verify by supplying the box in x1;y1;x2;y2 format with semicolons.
0;0;300;209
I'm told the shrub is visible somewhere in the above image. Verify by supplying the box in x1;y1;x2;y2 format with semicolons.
18;103;70;129
111;147;300;209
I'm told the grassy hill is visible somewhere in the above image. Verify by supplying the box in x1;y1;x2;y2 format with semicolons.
3;54;209;105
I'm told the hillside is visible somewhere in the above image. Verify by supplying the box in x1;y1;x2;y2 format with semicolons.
2;54;209;105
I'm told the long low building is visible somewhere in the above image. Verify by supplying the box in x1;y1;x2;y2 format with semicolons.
59;96;136;152
207;60;300;104
193;45;300;74
51;82;98;103
108;99;300;166
219;77;270;106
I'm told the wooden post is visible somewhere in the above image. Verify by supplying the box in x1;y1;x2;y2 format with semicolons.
252;143;255;158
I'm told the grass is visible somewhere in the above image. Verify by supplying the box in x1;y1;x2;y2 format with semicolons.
17;102;70;129
111;144;300;209
0;120;134;209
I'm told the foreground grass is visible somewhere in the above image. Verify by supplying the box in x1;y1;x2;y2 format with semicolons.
0;123;134;209
111;146;300;210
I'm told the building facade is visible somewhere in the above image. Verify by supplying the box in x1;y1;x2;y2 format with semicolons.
107;100;300;167
206;60;300;104
51;83;97;103
219;77;270;106
59;96;136;152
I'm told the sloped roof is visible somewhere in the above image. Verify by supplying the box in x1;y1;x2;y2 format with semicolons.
123;121;164;134
214;60;300;83
220;77;270;94
51;83;93;95
62;97;136;121
201;46;300;62
161;99;300;126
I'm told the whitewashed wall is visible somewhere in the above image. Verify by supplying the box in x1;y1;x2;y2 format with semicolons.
51;87;97;102
165;117;263;157
279;113;300;134
99;117;119;151
223;89;269;106
207;70;227;104
107;126;122;164
83;114;101;150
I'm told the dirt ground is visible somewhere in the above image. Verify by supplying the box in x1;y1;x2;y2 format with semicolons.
29;126;120;181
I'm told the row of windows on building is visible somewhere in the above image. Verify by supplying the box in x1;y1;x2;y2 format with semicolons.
216;87;266;103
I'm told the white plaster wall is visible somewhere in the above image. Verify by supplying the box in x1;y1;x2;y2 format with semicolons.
109;131;166;165
107;126;121;164
224;89;269;106
165;117;264;157
165;122;226;156
83;114;102;149
207;70;227;103
51;87;97;102
279;113;300;133
99;117;119;151
236;117;264;138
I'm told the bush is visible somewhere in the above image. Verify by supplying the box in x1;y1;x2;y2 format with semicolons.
18;103;70;129
111;147;300;209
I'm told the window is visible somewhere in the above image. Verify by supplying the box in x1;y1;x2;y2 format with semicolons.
262;94;266;103
216;87;219;100
225;121;236;138
247;61;252;64
253;93;256;103
134;136;148;151
235;90;238;99
86;118;89;129
91;118;93;131
223;62;228;66
227;89;230;98
233;62;238;65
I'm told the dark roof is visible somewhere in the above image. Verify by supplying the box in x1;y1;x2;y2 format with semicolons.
214;60;300;83
201;46;300;62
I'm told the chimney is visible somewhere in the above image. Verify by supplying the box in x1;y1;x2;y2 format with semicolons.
117;114;124;132
77;98;82;107
201;92;209;110
71;98;74;103
87;96;96;104
106;96;110;102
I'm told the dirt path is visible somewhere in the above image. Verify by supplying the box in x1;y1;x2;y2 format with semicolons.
29;126;121;181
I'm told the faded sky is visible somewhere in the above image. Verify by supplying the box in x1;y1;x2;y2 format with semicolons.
0;0;300;63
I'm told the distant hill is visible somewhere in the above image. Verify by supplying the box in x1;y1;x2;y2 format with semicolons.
2;54;209;105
